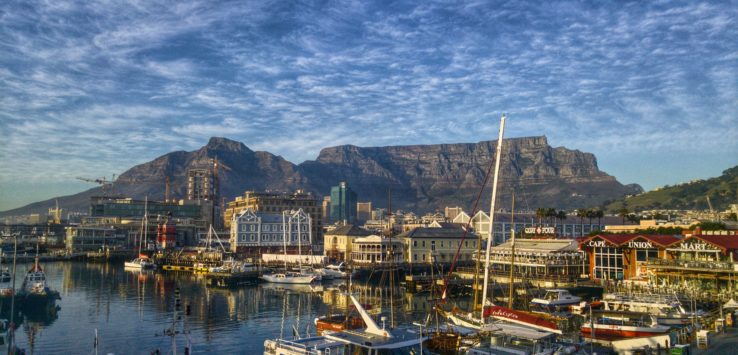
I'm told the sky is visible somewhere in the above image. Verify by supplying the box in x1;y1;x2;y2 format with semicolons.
1;0;737;212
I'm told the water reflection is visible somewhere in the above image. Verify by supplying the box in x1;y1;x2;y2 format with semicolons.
10;262;445;354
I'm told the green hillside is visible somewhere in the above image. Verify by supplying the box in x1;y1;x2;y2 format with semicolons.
606;166;738;212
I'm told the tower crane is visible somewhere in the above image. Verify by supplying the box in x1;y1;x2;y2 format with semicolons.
76;175;116;195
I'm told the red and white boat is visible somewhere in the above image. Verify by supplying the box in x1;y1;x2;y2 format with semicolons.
581;311;671;338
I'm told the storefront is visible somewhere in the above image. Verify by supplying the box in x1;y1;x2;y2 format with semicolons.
579;234;679;281
646;232;738;294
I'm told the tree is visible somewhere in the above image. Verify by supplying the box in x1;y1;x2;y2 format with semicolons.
556;210;568;225
546;208;557;225
618;208;630;224
576;209;588;234
595;210;604;229
586;209;595;226
535;208;546;225
696;221;727;231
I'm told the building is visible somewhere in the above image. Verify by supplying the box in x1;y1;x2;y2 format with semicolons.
323;224;372;261
357;202;372;222
224;190;322;249
89;196;206;221
65;224;127;252
444;206;464;221
487;238;587;287
371;208;386;221
156;215;177;249
230;209;312;256
322;196;331;225
186;168;217;201
350;235;404;265
604;219;694;234
645;230;738;294
330;181;357;224
579;234;681;281
399;226;478;265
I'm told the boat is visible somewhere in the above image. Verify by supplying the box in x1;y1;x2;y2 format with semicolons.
124;197;155;270
264;294;429;355
581;311;671;338
469;321;574;355
601;292;704;326
529;289;582;312
315;262;356;279
261;210;316;284
18;246;60;306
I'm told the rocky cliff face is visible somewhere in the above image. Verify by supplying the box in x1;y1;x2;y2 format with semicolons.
1;136;642;216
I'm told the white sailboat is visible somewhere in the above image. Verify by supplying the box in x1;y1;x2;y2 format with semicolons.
124;197;155;270
261;210;315;284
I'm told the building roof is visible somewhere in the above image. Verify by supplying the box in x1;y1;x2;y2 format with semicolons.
494;238;580;252
353;235;401;244
397;226;470;239
675;234;738;253
580;234;682;248
325;224;372;237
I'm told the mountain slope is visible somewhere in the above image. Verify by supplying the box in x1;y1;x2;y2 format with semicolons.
1;136;642;217
606;166;738;212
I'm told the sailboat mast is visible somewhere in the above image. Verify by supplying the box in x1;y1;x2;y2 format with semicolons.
283;211;288;272
480;114;506;322
143;196;148;251
508;192;515;309
297;211;303;272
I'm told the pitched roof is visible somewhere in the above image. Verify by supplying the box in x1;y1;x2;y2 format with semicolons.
325;224;372;236
580;234;682;248
689;234;738;252
494;238;580;252
397;226;470;239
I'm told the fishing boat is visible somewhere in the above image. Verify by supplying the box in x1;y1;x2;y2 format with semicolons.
581;311;671;338
124;197;155;270
529;289;582;312
601;292;704;326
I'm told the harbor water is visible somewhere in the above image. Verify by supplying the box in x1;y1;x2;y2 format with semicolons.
6;261;450;354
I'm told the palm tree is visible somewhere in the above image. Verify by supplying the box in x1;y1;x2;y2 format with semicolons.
595;210;604;231
556;210;567;225
535;208;546;225
618;208;629;224
586;209;595;226
576;208;587;235
546;208;557;225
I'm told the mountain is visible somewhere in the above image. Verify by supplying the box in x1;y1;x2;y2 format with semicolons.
605;165;738;213
0;136;642;217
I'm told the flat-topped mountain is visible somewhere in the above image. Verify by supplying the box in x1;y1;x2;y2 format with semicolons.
1;136;642;217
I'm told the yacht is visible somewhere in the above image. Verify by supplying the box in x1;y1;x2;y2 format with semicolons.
261;271;316;284
529;289;582;312
264;294;429;355
601;292;704;325
125;197;155;270
124;255;155;270
581;311;671;338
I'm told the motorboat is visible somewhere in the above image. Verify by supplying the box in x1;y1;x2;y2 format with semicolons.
581;311;671;338
601;292;704;325
529;289;582;311
124;255;155;270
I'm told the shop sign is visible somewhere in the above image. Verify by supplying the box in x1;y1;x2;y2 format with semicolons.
524;227;555;234
586;240;609;248
679;242;715;251
627;241;653;249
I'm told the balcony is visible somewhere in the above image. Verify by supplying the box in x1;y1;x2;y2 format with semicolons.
645;258;736;272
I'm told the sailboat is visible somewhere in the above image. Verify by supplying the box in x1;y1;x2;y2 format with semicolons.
124;197;155;270
261;210;315;284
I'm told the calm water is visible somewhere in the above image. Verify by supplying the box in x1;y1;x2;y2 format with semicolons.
8;261;448;354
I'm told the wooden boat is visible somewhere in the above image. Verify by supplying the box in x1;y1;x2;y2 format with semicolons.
581;311;671;338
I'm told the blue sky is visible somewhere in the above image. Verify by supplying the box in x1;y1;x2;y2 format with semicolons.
1;0;737;211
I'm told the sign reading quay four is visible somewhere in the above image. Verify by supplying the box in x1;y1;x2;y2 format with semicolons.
524;227;555;234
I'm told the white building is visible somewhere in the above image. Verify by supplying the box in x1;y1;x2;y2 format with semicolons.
230;208;311;253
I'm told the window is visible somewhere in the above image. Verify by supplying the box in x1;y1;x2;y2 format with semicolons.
250;234;255;241
431;241;436;251
441;241;444;248
636;249;658;262
414;254;417;261
413;240;417;247
264;225;270;231
422;241;426;248
593;247;623;280
422;254;426;261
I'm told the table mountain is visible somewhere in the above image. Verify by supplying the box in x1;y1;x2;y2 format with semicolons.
1;136;642;217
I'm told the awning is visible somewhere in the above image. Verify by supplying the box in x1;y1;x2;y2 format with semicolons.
723;298;738;309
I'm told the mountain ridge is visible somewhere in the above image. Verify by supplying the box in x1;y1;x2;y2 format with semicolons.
1;136;643;217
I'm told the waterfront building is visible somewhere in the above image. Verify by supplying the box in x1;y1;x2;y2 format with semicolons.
65;224;127;252
356;202;372;222
330;181;357;224
487;238;587;287
578;234;681;281
350;235;404;265
644;230;738;294
323;224;371;261
399;226;477;265
89;196;207;222
604;219;694;234
223;190;322;248
229;208;312;256
322;196;331;225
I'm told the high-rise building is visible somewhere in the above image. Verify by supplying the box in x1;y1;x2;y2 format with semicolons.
330;182;357;224
371;208;387;221
186;168;216;201
224;190;322;245
356;202;372;222
322;196;331;225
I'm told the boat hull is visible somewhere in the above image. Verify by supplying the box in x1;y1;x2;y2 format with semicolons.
261;274;315;284
581;324;670;338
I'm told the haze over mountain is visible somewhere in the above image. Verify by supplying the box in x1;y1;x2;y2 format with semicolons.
0;137;643;218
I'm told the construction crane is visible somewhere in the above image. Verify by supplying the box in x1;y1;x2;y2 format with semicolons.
706;195;719;221
76;175;116;195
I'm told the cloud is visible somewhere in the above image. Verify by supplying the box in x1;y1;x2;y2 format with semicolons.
1;0;737;210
